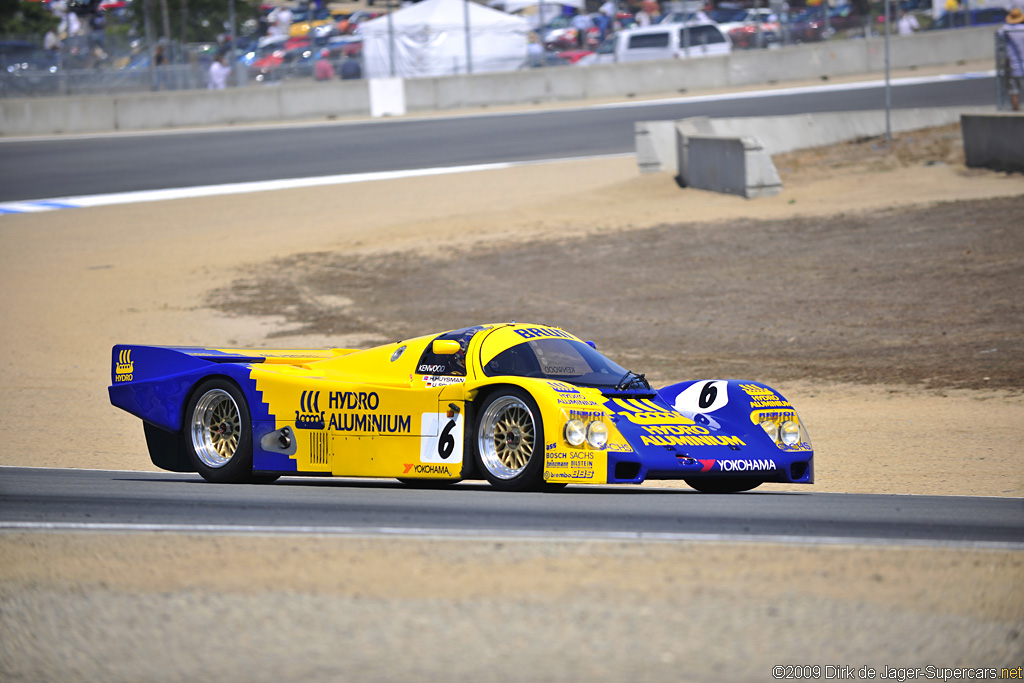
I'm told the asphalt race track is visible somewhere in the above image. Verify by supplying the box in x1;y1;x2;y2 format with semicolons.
2;467;1022;547
0;75;994;202
3;77;1019;551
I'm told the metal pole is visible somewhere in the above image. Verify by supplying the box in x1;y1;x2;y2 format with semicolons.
884;0;891;144
464;0;472;74
387;0;396;77
755;0;763;49
144;0;157;90
160;0;172;42
228;0;240;86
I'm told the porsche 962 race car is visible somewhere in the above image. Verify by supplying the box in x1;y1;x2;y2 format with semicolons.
109;323;813;492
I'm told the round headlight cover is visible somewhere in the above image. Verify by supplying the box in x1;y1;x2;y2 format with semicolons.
564;419;586;446
780;420;801;446
586;420;609;449
759;420;779;443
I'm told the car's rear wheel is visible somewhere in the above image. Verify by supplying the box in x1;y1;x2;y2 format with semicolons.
475;388;544;491
684;477;762;493
186;379;275;484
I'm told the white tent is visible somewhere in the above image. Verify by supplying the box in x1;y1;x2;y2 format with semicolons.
361;0;532;79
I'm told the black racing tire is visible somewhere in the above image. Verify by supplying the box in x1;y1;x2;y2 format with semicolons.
185;378;260;484
684;477;763;493
474;388;545;492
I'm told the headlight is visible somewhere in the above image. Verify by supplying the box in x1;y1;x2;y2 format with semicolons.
586;421;608;449
759;420;778;443
780;421;801;446
564;419;586;446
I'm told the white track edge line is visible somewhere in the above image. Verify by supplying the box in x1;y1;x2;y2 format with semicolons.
1;521;1021;551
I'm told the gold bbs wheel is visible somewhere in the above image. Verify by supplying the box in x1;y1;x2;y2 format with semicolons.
475;389;545;491
185;379;262;484
191;388;241;469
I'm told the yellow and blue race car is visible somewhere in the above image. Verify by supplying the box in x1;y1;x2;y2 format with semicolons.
109;323;813;492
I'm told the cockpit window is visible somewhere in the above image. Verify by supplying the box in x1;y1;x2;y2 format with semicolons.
415;325;485;377
483;339;628;388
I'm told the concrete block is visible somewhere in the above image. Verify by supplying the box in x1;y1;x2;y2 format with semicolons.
675;117;715;186
686;134;781;198
635;120;679;174
370;77;406;117
961;113;1024;173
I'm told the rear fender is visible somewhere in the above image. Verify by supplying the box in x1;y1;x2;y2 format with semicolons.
108;345;255;433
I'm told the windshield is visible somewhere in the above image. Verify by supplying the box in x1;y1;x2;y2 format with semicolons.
483;338;630;388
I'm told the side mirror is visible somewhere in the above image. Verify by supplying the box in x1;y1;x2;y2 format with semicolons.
585;340;597;349
432;340;461;355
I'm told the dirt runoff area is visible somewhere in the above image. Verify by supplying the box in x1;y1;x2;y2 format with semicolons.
1;123;1023;681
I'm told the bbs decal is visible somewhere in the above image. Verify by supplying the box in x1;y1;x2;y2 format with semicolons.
419;412;464;465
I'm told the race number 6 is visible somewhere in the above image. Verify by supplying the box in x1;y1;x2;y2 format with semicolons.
420;411;464;464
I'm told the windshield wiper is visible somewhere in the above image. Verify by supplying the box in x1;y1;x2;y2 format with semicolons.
614;370;651;392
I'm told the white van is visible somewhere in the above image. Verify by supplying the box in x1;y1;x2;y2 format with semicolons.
577;23;732;65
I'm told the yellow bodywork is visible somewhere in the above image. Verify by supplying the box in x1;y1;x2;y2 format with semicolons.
243;324;621;484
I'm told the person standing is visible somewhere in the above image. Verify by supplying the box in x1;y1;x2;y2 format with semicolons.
897;10;919;35
1002;8;1024;110
314;48;334;80
208;55;230;90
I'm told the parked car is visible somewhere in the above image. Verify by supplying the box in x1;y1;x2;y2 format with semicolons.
578;22;731;65
927;7;1009;29
710;8;781;48
790;4;869;39
540;16;581;51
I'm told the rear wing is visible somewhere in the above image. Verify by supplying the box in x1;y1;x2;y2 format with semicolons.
110;345;357;385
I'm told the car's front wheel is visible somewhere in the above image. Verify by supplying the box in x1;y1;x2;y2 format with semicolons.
475;388;545;492
185;379;274;484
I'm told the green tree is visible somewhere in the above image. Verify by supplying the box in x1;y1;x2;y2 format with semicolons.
126;0;258;44
0;0;61;36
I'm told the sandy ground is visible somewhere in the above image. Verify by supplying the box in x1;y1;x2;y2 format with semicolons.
1;120;1023;680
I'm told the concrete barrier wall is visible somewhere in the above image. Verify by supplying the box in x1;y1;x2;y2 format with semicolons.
0;26;998;136
961;113;1024;173
636;105;996;176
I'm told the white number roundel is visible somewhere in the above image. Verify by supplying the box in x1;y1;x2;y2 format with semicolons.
672;380;729;414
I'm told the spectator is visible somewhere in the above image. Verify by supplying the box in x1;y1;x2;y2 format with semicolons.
897;10;919;34
340;56;362;80
315;48;334;80
1002;7;1024;111
208;55;230;90
570;11;594;47
44;29;59;53
527;31;543;67
153;44;167;90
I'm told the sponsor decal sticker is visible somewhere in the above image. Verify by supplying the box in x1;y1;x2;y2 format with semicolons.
295;390;325;430
114;349;133;383
422;375;466;388
740;383;792;409
403;463;453;476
